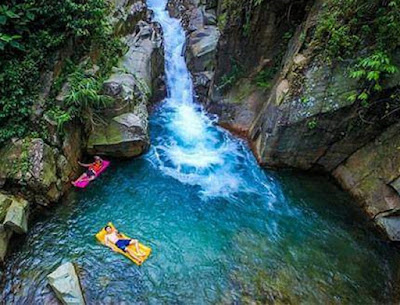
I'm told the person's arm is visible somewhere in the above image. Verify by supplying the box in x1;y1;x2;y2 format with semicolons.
78;161;92;167
105;235;117;251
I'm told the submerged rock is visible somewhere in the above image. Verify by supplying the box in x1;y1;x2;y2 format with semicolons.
3;197;29;234
47;262;85;305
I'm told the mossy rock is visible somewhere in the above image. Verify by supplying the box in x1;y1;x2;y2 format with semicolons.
87;107;150;158
0;194;12;223
3;196;29;234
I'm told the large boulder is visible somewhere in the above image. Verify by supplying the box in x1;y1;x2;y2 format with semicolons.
0;225;12;262
87;102;149;158
112;0;148;36
375;215;400;241
0;138;61;204
102;71;145;113
0;193;12;222
333;122;400;241
122;20;164;91
185;26;220;73
3;196;29;234
47;262;85;305
86;19;165;158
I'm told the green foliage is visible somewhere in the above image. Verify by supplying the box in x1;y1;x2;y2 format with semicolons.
0;0;121;145
314;0;400;106
46;107;72;133
300;96;309;104
64;70;112;123
255;67;276;89
219;61;244;90
348;51;398;105
307;118;318;130
0;3;36;51
217;12;227;30
314;0;400;61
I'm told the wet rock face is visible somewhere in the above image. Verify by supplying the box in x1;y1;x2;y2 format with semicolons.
199;0;311;137
112;0;149;36
3;197;29;234
0;193;31;261
122;20;165;94
47;262;85;305
0;138;76;205
332;122;400;240
0;225;12;262
167;0;220;104
87;17;165;158
0;194;12;223
185;26;220;73
241;1;400;240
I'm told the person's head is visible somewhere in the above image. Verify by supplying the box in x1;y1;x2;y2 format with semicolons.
94;155;102;162
105;225;112;233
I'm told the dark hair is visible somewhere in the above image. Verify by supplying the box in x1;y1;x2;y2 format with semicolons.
104;225;111;230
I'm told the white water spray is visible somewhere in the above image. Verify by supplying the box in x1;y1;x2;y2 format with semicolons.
147;0;270;199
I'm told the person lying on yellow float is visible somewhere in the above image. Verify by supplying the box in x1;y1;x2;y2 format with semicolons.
104;225;147;263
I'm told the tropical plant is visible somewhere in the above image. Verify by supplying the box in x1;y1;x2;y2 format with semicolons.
0;0;122;144
348;51;398;105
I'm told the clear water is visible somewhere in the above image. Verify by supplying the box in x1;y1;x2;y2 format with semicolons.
2;0;399;303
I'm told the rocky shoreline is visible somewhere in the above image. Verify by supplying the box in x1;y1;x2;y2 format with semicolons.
0;0;166;266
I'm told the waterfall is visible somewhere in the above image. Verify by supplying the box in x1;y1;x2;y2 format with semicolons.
147;0;270;199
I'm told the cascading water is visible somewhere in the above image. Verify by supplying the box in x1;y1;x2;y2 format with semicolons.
2;1;399;304
148;0;257;199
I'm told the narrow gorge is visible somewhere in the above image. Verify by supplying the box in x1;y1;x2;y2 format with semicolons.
1;0;400;303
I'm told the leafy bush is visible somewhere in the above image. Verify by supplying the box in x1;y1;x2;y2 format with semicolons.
0;0;121;144
218;61;244;90
255;68;275;89
348;51;398;105
63;70;112;130
313;0;400;104
314;0;400;61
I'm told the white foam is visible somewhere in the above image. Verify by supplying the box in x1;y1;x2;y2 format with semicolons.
147;0;272;200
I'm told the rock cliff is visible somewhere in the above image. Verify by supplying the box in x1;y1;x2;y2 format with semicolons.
177;0;400;241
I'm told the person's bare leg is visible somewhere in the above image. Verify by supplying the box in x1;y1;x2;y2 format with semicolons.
130;239;145;256
80;174;90;182
126;248;143;263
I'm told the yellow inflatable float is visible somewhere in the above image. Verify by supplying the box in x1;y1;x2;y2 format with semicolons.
95;222;151;265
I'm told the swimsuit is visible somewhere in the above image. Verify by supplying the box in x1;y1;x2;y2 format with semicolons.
87;161;102;177
86;168;96;178
116;239;131;251
91;161;102;172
